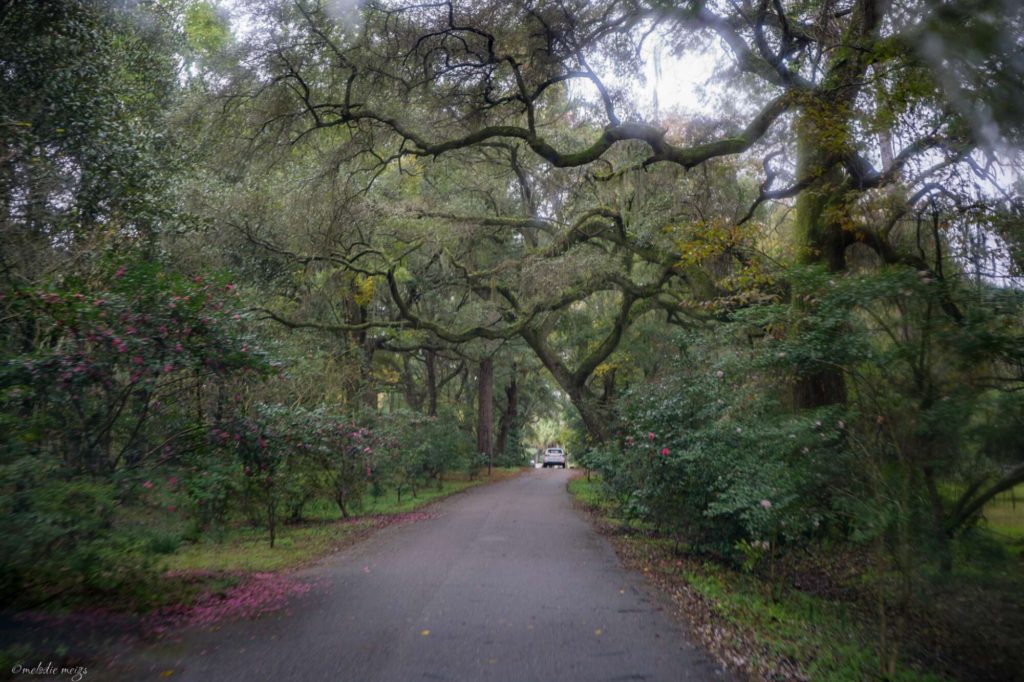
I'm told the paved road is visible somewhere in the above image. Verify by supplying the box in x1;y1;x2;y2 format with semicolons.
111;470;727;681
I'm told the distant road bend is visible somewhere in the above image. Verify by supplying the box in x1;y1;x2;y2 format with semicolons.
113;469;728;681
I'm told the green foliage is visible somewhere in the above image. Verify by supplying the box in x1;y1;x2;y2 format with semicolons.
371;410;473;499
1;263;264;473
0;0;181;270
183;2;231;58
0;472;154;601
587;327;842;560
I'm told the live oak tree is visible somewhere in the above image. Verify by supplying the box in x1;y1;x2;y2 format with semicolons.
209;2;1024;599
227;0;1022;417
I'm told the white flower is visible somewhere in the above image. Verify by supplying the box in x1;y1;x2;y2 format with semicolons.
715;370;725;378
760;499;772;510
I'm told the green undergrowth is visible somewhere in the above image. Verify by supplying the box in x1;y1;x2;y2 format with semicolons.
160;518;379;574
164;468;524;576
569;475;948;682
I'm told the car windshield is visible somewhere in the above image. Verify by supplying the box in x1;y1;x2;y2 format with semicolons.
546;449;562;455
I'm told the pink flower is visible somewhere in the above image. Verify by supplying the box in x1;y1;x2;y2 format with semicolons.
115;267;126;278
166;505;176;513
143;480;154;489
132;355;144;365
168;476;178;485
175;342;184;352
660;447;670;456
647;431;655;441
163;363;174;373
760;499;772;510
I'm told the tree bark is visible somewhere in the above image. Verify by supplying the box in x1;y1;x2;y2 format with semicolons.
425;350;438;416
791;118;850;409
476;357;494;475
520;328;615;443
495;369;519;456
789;0;886;410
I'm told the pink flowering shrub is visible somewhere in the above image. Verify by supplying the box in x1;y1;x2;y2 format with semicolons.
1;262;264;474
582;343;842;562
0;263;265;602
206;404;377;546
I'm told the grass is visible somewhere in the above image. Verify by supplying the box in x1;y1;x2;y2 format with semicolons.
567;475;949;682
939;482;1024;543
674;561;945;682
160;518;379;574
980;484;1024;541
163;468;523;576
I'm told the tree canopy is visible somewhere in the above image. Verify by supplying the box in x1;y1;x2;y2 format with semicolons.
2;0;1024;677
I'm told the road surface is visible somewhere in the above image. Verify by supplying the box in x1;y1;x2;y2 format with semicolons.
110;469;728;681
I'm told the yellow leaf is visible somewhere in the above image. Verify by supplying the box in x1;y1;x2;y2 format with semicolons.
353;274;375;306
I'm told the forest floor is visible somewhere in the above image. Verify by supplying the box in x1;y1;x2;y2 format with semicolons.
0;467;526;680
568;474;1024;682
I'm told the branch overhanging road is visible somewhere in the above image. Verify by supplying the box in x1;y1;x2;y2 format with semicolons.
112;470;729;681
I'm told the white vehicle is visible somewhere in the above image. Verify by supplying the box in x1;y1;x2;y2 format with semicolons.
541;447;567;468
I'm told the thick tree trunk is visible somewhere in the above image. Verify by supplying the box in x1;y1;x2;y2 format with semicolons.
425;350;438;416
476;357;494;475
495;370;519;456
789;0;887;409
792;121;850;409
601;366;616;405
520;328;615;443
568;385;613;444
401;355;423;411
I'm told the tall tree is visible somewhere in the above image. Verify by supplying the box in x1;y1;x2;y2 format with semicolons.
231;0;1022;413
